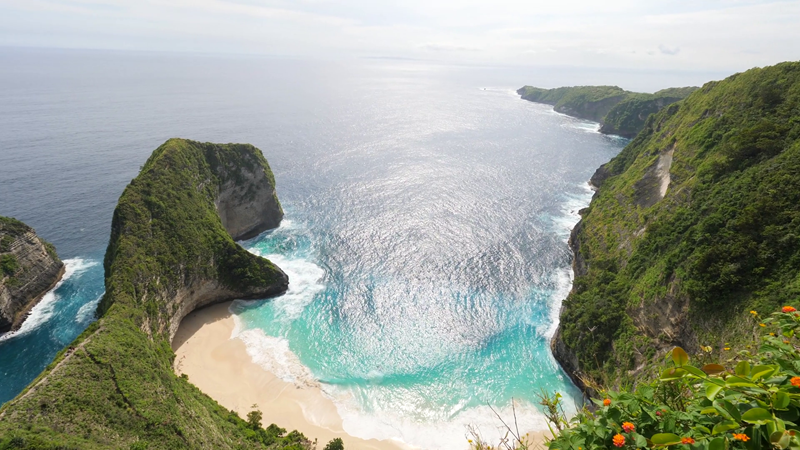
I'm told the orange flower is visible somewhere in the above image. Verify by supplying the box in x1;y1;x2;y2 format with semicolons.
612;434;625;447
603;398;611;406
681;437;695;444
783;306;797;313
621;422;635;433
733;433;750;442
791;376;800;388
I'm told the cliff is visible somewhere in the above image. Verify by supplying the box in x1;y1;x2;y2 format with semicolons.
0;139;305;449
0;216;64;334
552;61;800;389
517;85;697;137
517;85;629;123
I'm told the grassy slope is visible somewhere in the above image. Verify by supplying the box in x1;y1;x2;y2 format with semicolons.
559;61;800;387
0;139;303;449
600;87;698;138
517;85;696;137
517;85;629;122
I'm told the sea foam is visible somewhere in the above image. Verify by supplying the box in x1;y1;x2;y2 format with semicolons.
333;394;552;450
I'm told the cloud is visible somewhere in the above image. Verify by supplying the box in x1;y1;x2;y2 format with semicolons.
0;0;798;72
419;42;481;52
658;44;680;55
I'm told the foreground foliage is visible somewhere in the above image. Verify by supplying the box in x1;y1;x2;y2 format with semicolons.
548;307;800;449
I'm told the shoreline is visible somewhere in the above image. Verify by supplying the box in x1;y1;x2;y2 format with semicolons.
172;302;550;450
172;301;410;450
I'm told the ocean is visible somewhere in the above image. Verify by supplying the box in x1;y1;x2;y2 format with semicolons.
0;48;628;448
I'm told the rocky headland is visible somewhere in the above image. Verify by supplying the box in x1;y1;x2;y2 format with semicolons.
517;85;697;138
0;216;64;334
0;139;303;449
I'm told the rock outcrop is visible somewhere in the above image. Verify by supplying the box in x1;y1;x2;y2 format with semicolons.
210;143;284;241
0;216;64;334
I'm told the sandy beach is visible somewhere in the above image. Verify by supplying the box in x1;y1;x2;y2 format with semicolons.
172;302;549;450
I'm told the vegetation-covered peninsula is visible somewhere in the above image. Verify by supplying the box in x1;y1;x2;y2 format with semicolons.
553;61;800;391
0;139;312;449
517;85;697;137
0;216;63;334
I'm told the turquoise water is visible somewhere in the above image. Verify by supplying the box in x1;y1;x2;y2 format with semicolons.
0;257;104;403
0;49;628;447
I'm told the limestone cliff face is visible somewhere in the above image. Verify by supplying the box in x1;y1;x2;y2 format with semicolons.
212;144;283;241
100;139;289;341
0;217;64;334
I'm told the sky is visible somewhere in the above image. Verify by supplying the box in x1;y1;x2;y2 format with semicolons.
1;0;799;72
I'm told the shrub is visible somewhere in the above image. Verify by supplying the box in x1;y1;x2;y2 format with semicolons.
324;438;344;450
546;306;800;449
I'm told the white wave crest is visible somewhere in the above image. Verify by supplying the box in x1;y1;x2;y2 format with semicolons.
551;182;594;243
0;258;98;342
333;395;552;450
233;327;320;388
242;250;325;323
75;293;104;324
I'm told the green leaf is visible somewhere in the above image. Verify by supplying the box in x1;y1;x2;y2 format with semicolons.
634;433;648;448
742;407;773;425
702;364;727;376
774;391;791;409
706;383;723;400
651;433;682;446
714;404;734;421
693;425;711;435
683;364;707;378
672;347;689;367
712;420;739;435
661;368;687;381
735;360;751;377
726;376;758;387
770;431;791;449
708;437;726;450
751;365;776;380
722;400;742;423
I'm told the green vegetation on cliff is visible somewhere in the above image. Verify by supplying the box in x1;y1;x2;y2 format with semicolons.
517;85;697;137
517;85;630;123
0;139;308;449
555;61;800;390
599;87;699;138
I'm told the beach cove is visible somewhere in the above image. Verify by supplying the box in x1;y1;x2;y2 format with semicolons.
173;302;550;449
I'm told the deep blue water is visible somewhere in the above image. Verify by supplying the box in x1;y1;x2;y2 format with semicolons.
0;48;627;448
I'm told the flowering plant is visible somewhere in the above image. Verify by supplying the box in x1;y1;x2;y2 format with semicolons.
546;306;800;449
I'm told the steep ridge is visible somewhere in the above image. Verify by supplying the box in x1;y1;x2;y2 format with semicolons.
517;85;629;123
599;87;698;137
0;216;64;334
517;85;697;137
0;139;302;449
552;61;800;389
